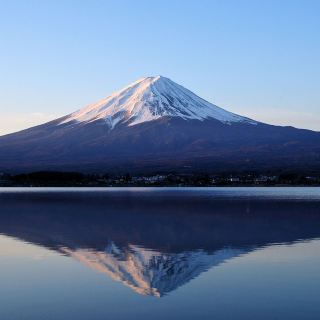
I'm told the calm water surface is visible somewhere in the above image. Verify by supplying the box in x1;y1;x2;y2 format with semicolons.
0;187;320;319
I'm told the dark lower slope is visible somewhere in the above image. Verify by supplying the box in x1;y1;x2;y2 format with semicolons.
0;117;320;173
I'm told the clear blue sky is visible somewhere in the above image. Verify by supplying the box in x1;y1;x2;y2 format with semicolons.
0;0;319;134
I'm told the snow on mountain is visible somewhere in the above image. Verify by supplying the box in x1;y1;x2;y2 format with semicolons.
61;242;244;297
59;76;257;129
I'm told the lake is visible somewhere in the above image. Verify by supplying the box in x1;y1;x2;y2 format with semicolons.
0;187;320;319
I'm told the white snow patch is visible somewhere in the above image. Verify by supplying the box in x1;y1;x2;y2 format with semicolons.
59;76;257;129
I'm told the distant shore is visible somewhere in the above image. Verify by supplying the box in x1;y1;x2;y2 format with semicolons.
0;171;319;188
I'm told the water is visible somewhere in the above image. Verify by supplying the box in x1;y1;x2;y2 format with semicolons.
0;187;320;319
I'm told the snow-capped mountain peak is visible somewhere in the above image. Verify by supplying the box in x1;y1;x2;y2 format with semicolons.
59;76;257;128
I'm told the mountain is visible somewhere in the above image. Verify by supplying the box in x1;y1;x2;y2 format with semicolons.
0;75;320;173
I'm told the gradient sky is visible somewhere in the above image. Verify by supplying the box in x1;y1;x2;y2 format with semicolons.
0;0;319;135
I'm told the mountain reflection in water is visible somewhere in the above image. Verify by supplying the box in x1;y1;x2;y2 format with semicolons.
0;189;320;297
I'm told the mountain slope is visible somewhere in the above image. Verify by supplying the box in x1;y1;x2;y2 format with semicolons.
0;76;319;173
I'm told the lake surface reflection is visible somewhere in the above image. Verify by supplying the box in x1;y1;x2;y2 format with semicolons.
0;187;320;319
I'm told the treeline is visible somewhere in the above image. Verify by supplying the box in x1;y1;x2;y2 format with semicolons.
10;172;86;186
0;171;320;187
